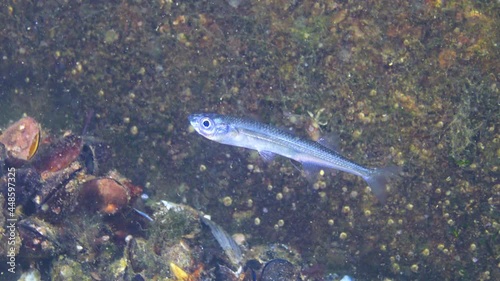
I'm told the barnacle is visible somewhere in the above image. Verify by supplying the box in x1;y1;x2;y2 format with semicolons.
307;108;329;126
305;108;328;141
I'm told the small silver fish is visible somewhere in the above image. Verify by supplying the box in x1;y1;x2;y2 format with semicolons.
133;208;154;222
189;113;398;202
200;216;242;265
159;200;242;265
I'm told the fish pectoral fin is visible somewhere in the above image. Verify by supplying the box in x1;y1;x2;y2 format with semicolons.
258;150;276;162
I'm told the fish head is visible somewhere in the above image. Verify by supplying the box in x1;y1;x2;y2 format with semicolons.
189;113;234;141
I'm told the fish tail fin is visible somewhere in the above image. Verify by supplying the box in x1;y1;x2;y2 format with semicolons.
363;166;400;203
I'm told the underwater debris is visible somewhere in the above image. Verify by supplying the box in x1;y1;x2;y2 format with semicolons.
0;116;147;270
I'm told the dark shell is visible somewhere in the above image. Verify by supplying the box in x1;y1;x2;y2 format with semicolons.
17;217;63;258
33;161;84;222
126;237;149;273
80;143;98;175
260;259;300;281
79;142;111;175
7;168;43;214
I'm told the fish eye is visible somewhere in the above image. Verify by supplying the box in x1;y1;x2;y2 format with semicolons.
201;118;212;128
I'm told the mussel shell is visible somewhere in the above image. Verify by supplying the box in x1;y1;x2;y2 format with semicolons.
126;237;149;273
33;134;83;174
80;143;99;175
260;259;300;281
0;116;41;162
10;168;43;214
79;178;130;214
33;161;83;221
17;217;63;258
79;142;111;175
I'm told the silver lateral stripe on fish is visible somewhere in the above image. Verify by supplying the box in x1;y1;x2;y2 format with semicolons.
189;113;398;202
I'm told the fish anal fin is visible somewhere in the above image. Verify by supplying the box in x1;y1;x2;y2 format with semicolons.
301;162;326;183
258;150;276;162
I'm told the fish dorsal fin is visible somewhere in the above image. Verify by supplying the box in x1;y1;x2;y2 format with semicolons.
258;150;276;162
317;135;340;151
